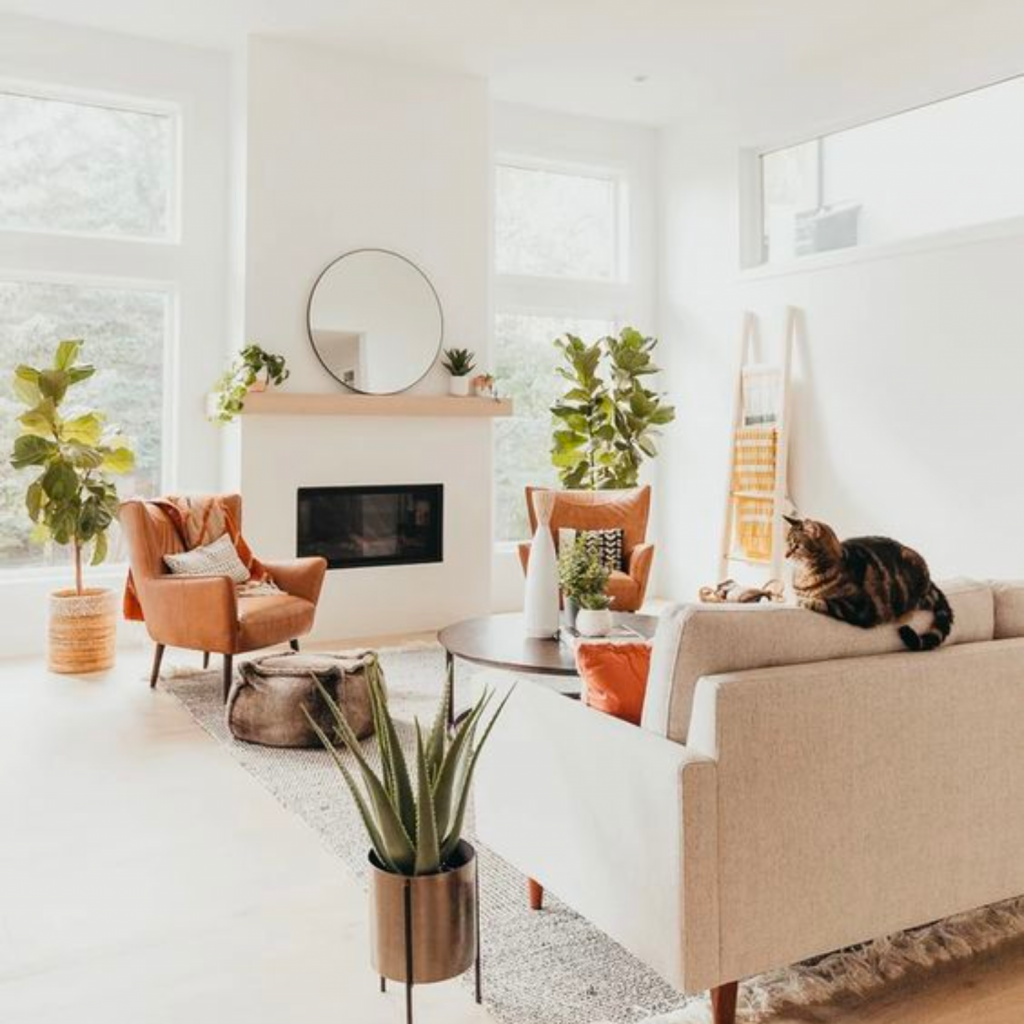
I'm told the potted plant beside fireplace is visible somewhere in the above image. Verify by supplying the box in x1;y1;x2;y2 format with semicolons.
8;340;135;673
305;662;509;1014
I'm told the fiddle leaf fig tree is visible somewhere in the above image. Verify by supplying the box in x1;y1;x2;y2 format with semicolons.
550;327;675;490
9;340;135;595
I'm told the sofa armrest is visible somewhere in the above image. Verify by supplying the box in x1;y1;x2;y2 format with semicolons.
263;557;327;605
474;678;720;993
139;575;239;653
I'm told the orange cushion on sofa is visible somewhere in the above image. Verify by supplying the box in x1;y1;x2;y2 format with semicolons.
575;642;651;725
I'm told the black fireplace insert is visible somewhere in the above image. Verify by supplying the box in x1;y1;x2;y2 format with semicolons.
296;484;443;570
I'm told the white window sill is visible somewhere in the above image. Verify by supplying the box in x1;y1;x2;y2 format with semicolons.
740;214;1024;282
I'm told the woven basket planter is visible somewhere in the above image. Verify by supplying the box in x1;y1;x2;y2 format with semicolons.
48;587;117;674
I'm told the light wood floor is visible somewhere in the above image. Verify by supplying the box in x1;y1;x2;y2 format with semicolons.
2;642;1024;1024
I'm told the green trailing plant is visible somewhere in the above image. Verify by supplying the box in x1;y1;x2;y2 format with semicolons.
441;347;476;377
304;656;511;876
550;326;675;490
211;343;290;423
558;536;611;610
8;340;135;595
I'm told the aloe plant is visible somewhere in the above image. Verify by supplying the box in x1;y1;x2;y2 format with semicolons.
304;657;510;876
441;348;476;377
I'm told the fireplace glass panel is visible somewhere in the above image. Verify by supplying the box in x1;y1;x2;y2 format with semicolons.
297;485;443;569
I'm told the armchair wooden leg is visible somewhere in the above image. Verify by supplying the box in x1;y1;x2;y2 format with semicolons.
203;651;210;669
289;639;300;652
222;654;234;704
711;981;738;1024
149;644;166;688
527;878;544;910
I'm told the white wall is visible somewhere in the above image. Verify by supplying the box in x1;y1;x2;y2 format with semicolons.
240;38;493;638
0;15;231;657
658;116;1024;602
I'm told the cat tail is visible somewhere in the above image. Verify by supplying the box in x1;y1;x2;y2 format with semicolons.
898;584;954;651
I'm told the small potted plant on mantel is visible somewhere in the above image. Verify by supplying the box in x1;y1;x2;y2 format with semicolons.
209;343;290;423
305;661;508;1011
9;340;135;673
441;347;476;397
558;537;613;636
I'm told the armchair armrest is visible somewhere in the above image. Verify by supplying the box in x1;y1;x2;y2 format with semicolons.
627;542;654;598
139;575;239;653
474;678;720;993
263;557;328;605
516;541;530;575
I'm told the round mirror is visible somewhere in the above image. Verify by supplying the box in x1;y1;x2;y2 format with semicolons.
306;249;444;395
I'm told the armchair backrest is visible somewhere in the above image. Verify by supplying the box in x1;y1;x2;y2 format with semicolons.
525;486;651;555
119;494;243;583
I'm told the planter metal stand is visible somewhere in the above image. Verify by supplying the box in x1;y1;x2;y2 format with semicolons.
371;842;482;1024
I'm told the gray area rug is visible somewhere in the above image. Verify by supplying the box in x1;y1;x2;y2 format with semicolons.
161;645;1024;1024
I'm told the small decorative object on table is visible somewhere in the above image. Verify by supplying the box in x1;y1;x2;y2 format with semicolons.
209;343;289;423
558;535;613;637
8;340;135;673
471;373;495;398
305;667;510;1024
523;489;560;638
441;347;476;396
227;649;378;747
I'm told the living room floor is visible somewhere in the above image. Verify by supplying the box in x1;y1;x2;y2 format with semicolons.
3;644;1024;1024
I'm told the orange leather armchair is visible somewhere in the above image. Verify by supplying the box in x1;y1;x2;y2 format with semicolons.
517;486;654;612
120;494;327;701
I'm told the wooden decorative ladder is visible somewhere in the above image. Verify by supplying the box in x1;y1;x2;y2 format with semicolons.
718;307;796;583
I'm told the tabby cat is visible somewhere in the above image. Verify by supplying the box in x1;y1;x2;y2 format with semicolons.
784;515;953;651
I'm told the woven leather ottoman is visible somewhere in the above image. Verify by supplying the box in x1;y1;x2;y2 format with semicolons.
227;649;379;748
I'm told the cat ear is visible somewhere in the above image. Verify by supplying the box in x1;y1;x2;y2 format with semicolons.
782;515;802;528
804;520;823;538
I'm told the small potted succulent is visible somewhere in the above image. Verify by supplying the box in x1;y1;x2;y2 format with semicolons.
471;373;496;398
441;347;476;397
9;340;135;673
305;661;509;999
558;537;613;636
210;343;289;423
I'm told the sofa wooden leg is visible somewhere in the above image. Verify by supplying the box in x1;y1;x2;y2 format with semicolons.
203;651;210;669
222;654;234;703
149;644;166;688
527;878;544;910
289;639;300;652
711;981;738;1024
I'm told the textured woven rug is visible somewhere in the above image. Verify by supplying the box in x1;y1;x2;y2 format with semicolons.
161;645;1024;1024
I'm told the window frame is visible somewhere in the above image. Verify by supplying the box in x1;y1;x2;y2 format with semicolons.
745;72;1024;272
0;77;182;246
0;78;183;580
492;152;632;549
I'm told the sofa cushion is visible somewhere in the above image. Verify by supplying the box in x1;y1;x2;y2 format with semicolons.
991;580;1024;639
642;578;995;743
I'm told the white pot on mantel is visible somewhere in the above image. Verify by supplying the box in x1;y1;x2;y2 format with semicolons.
449;376;471;397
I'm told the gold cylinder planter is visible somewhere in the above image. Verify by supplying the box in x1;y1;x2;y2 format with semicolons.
48;587;117;674
369;841;478;988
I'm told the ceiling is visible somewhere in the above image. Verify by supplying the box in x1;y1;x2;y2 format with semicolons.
1;0;1023;126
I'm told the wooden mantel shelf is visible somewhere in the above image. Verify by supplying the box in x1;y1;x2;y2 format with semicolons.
240;391;513;418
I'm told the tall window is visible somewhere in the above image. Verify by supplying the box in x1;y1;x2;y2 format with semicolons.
0;86;177;571
760;75;1024;263
493;158;628;542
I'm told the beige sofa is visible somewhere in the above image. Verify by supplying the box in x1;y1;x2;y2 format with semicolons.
475;579;1024;1023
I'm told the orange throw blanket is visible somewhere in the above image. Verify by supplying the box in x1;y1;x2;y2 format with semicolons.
123;496;272;622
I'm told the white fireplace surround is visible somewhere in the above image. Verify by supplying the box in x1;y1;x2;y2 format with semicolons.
236;409;493;642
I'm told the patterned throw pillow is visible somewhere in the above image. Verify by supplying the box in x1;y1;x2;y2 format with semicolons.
164;533;251;583
559;527;624;572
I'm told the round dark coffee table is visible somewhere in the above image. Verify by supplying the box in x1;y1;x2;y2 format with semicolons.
438;611;658;724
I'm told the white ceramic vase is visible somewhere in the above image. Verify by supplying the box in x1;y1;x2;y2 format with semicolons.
575;607;613;638
449;376;471;397
523;490;560;639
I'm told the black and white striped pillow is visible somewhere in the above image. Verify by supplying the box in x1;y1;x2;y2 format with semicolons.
580;528;624;572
